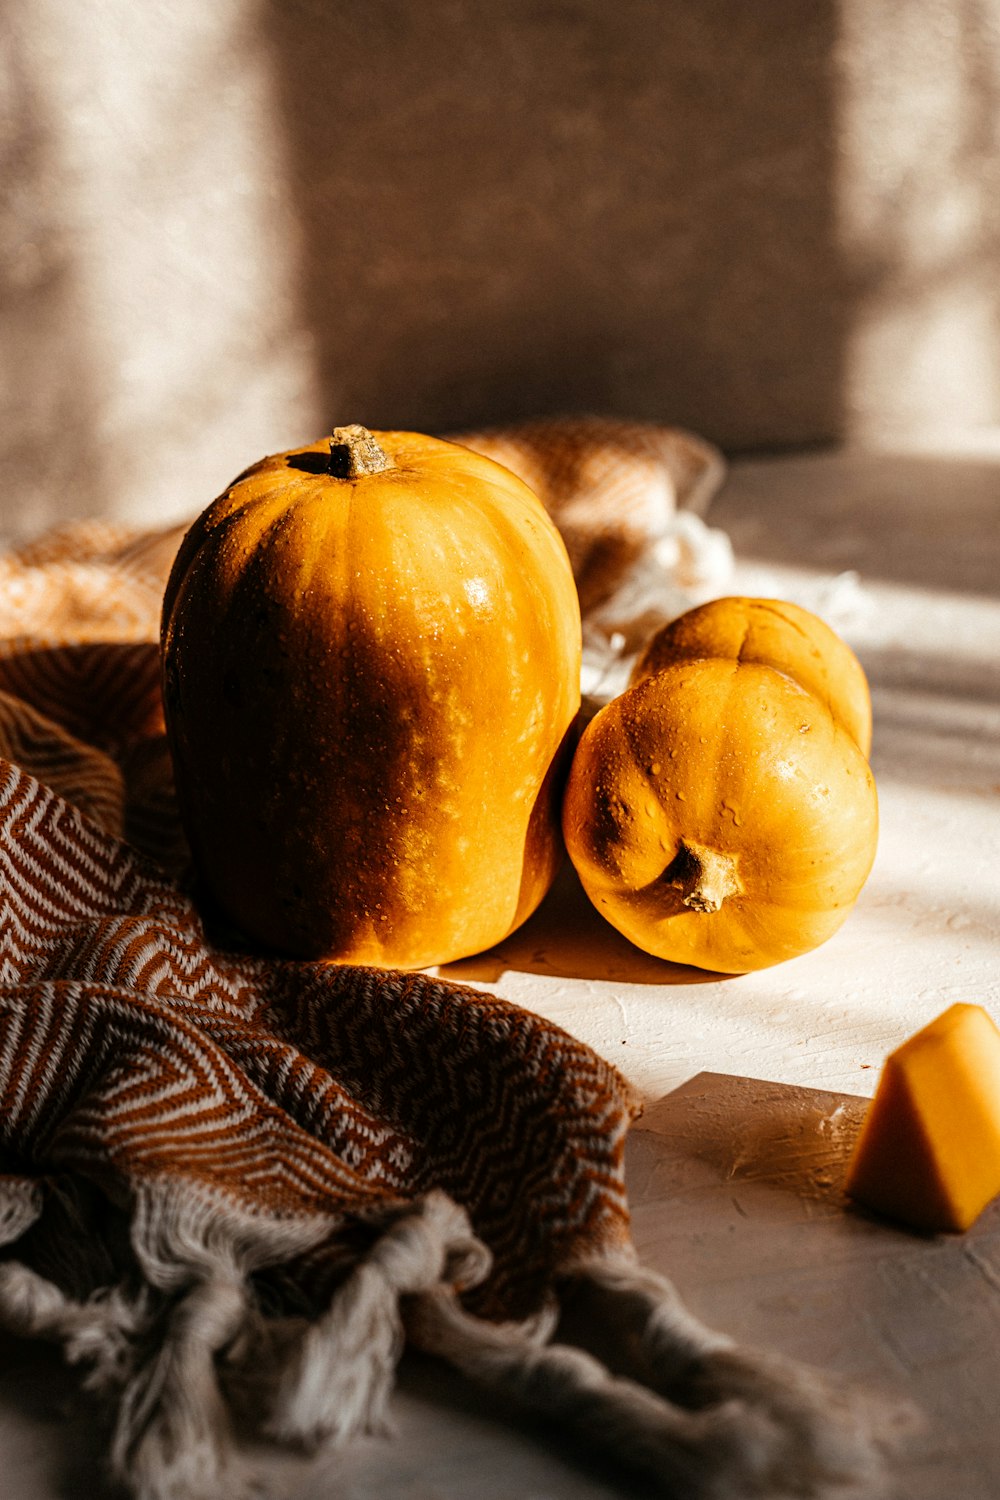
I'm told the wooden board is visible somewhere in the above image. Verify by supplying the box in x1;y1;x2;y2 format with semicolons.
628;1071;1000;1500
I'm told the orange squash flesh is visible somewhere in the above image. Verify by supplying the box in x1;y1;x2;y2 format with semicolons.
845;1004;1000;1233
161;427;581;969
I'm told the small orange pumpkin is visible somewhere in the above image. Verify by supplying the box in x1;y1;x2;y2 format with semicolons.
161;425;581;968
563;599;877;973
631;596;872;755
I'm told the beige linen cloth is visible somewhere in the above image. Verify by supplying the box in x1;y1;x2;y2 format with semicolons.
0;420;896;1500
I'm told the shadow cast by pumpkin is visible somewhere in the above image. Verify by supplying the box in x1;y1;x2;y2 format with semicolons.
437;859;726;987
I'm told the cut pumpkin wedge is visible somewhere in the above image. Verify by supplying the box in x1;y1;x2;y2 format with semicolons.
845;1003;1000;1233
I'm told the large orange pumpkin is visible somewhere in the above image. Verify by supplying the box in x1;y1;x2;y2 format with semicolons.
161;425;581;968
563;600;877;973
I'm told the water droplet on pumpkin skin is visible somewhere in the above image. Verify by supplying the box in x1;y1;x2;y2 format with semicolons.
650;761;661;775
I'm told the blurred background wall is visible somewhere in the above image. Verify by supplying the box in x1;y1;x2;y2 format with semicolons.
3;0;1000;539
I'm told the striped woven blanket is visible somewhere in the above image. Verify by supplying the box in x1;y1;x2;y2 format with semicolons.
0;422;894;1499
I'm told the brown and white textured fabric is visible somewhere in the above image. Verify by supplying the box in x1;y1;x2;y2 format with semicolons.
0;421;895;1499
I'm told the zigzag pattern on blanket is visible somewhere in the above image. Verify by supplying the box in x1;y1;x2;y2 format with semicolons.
0;755;636;1321
0;690;125;833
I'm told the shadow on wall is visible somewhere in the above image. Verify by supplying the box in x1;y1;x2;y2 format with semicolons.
7;0;1000;540
259;0;848;446
9;2;1000;541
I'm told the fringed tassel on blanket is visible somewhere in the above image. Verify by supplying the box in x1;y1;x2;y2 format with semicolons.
0;1175;910;1500
264;1191;491;1450
0;1182;493;1500
406;1252;912;1500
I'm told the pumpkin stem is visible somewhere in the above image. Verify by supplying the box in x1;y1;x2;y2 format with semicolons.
665;840;742;914
327;425;394;478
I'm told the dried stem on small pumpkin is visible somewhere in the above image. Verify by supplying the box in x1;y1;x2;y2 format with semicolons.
327;425;394;479
663;840;742;914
